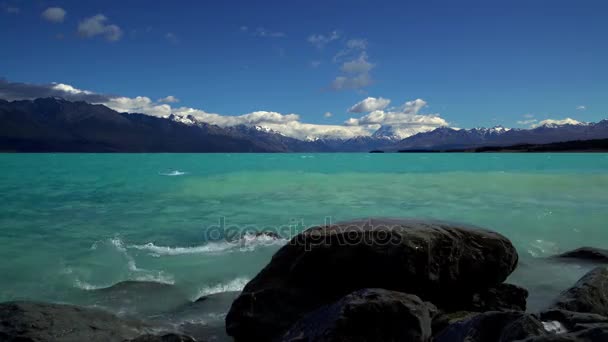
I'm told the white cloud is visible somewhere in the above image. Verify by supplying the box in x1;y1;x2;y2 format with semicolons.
577;105;586;111
523;113;535;119
51;83;94;95
348;97;390;113
158;95;179;103
42;7;66;23
346;39;367;50
517;119;537;125
331;39;374;91
0;79;450;140
344;98;448;138
324;112;333;118
531;117;584;128
308;31;340;48
332;53;374;90
165;32;178;44
341;52;374;74
310;61;321;68
78;14;123;41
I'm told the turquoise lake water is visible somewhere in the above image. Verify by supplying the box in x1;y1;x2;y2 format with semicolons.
1;153;608;315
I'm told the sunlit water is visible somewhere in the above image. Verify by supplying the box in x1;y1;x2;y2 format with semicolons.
1;153;607;319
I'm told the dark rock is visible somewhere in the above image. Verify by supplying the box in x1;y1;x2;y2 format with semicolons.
540;309;608;332
550;267;608;316
279;288;437;342
520;326;608;341
499;314;548;342
126;333;196;342
253;231;282;239
0;301;145;342
226;218;519;341
463;283;528;312
434;311;546;342
555;247;608;263
81;281;190;317
152;291;239;342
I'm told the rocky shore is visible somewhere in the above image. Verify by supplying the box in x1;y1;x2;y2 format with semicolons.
2;218;608;341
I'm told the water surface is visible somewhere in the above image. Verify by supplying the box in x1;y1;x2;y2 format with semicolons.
1;153;607;315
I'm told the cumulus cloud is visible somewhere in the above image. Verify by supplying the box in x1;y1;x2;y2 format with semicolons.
42;7;66;23
78;14;123;41
308;31;340;48
531;118;584;128
324;112;333;118
344;98;448;138
158;95;179;103
348;97;390;113
577;105;586;111
0;79;449;140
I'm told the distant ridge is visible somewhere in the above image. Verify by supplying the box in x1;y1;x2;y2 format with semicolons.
398;138;608;153
1;98;608;152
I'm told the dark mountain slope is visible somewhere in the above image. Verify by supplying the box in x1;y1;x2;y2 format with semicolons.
0;98;278;152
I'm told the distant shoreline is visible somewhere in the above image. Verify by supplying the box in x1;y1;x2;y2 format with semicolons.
394;138;608;153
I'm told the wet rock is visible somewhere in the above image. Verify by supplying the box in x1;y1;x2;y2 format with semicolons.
520;326;608;341
555;247;608;263
499;314;548;342
280;288;437;342
460;283;528;312
82;281;190;317
126;333;196;342
155;291;239;342
550;267;608;316
0;301;145;342
434;311;546;342
226;218;519;341
540;309;608;332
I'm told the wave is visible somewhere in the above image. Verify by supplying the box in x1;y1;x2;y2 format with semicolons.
159;170;187;176
129;233;288;256
194;277;250;299
78;237;176;290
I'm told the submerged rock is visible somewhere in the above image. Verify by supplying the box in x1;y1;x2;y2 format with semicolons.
550;267;608;316
280;288;437;342
0;301;145;342
555;247;608;263
225;218;519;341
81;281;190;317
434;311;546;342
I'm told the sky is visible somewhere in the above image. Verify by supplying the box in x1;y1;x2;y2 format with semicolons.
1;0;607;139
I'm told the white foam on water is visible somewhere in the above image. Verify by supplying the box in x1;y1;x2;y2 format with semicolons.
159;170;187;176
78;237;176;289
129;233;288;256
527;239;559;257
194;277;250;299
74;279;107;290
542;320;568;334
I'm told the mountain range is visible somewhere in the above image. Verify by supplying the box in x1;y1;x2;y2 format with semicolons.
1;98;607;152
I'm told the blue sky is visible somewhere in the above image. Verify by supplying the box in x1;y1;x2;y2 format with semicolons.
1;0;607;138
